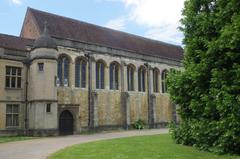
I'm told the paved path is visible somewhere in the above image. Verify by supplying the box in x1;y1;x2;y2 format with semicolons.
0;129;168;159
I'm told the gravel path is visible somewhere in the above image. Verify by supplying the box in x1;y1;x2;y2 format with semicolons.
0;129;168;159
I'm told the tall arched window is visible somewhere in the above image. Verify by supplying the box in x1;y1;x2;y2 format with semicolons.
153;68;159;93
161;70;168;93
96;60;105;89
75;57;87;88
110;62;119;90
127;64;135;91
138;66;146;92
57;55;70;87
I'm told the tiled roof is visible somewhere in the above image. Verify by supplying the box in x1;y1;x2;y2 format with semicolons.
0;33;33;51
28;8;183;61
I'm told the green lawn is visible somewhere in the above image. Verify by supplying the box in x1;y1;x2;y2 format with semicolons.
50;134;240;159
0;136;37;144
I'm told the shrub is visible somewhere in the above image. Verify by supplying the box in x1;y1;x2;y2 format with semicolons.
133;119;145;130
168;0;240;154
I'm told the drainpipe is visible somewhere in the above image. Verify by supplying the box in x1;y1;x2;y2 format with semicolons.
24;54;30;135
144;63;152;128
84;51;93;129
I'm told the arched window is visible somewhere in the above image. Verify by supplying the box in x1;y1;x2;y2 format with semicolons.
161;70;168;93
96;60;105;89
127;64;135;91
138;66;146;92
75;57;87;88
110;62;119;90
57;55;70;87
153;68;159;93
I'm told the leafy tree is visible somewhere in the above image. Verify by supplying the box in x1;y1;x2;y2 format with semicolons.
168;0;240;154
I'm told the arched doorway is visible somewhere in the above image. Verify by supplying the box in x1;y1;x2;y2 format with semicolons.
59;110;74;135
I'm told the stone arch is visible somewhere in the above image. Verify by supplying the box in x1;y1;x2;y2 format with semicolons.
58;53;73;63
127;63;136;71
59;110;74;135
75;56;87;63
96;59;107;67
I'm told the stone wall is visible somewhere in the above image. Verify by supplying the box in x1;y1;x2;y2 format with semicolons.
57;87;89;128
0;59;26;130
55;46;181;130
97;90;122;126
0;37;182;135
129;93;148;124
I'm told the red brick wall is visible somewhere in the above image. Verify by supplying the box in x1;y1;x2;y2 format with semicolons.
20;11;40;39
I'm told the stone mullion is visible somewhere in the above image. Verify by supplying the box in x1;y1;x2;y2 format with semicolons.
149;68;153;94
121;61;127;92
69;61;75;88
79;61;82;88
61;61;64;86
87;55;98;129
120;61;130;129
91;60;96;90
145;63;155;128
105;64;109;90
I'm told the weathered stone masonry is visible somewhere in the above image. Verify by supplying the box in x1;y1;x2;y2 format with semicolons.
0;7;183;136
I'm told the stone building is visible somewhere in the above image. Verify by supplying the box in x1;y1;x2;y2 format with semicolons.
0;8;183;136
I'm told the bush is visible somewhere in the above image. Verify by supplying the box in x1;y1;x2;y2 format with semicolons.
168;0;240;154
133;119;145;130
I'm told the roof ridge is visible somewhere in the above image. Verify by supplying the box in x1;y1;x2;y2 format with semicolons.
28;7;182;48
0;33;34;41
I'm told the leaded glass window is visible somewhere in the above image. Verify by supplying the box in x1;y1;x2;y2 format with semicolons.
110;62;119;90
96;61;105;89
75;58;87;88
138;66;146;92
127;65;135;91
161;70;168;93
153;68;159;93
57;55;70;87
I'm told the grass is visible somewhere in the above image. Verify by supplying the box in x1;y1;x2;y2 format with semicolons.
50;134;240;159
0;136;37;144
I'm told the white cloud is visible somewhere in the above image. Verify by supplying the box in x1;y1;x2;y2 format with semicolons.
9;0;23;5
104;17;126;30
103;0;185;45
145;25;183;45
123;0;184;45
123;0;183;27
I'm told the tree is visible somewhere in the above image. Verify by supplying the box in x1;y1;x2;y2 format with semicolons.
168;0;240;154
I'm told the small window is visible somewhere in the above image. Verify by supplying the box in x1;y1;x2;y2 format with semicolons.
38;63;44;71
46;103;51;113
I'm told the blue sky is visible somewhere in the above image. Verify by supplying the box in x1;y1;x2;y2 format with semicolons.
0;0;184;45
